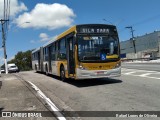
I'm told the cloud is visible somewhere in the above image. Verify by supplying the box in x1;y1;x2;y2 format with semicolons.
39;33;49;42
15;3;76;30
30;33;57;44
0;0;28;19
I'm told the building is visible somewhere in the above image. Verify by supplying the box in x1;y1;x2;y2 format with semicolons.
120;31;160;59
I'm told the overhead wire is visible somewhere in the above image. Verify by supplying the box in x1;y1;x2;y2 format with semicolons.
3;0;10;40
4;0;8;35
3;0;5;21
118;14;160;34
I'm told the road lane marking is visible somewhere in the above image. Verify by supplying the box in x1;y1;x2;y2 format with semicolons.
140;76;160;79
122;68;160;80
27;81;66;120
133;74;160;79
138;73;152;77
122;68;159;73
124;71;136;75
122;74;160;79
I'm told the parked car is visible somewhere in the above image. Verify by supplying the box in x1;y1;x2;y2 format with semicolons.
1;68;5;73
8;63;19;73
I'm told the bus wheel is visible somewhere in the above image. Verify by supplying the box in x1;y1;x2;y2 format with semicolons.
60;66;65;82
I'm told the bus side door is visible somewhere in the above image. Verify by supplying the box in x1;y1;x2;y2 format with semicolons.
67;36;75;75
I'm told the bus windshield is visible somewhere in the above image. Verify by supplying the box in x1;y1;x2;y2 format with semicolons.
77;35;119;61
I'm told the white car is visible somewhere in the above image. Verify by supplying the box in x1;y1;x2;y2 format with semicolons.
8;64;19;73
1;68;5;73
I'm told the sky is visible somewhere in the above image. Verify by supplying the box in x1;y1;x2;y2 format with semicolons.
0;0;160;65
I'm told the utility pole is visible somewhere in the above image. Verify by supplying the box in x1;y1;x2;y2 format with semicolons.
125;26;136;54
0;19;9;74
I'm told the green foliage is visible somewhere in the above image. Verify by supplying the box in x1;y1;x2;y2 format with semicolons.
7;50;32;71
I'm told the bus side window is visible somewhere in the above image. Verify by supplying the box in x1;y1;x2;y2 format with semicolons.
51;43;56;60
59;38;66;60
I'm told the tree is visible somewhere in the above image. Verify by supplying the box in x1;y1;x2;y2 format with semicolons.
6;50;32;71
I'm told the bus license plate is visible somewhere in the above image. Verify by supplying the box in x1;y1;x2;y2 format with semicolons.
97;71;104;75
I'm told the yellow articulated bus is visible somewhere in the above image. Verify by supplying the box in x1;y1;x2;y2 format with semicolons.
32;24;121;81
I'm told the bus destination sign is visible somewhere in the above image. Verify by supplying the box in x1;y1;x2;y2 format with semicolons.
79;28;110;34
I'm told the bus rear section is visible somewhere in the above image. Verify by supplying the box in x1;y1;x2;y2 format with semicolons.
32;47;44;72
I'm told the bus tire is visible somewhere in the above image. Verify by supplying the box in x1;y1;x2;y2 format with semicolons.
60;66;65;82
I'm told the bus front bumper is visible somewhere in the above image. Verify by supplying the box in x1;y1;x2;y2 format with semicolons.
76;67;121;79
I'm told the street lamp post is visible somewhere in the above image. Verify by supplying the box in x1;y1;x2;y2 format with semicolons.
9;22;30;32
125;26;136;54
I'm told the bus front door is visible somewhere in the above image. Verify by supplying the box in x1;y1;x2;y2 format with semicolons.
67;37;75;76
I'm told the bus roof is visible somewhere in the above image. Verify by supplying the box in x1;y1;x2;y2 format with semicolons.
43;38;56;48
42;25;76;48
32;47;40;53
57;25;76;40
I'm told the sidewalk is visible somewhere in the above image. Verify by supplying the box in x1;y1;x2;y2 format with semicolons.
0;73;55;120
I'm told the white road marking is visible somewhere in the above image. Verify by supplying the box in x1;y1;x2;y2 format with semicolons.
27;81;66;120
129;74;160;79
138;73;152;77
122;68;159;73
124;71;136;75
122;68;160;80
140;76;160;79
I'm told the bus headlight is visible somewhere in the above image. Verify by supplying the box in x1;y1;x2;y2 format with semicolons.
114;62;121;69
78;64;87;70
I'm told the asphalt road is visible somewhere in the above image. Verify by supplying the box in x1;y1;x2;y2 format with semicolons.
14;66;160;120
121;62;160;71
